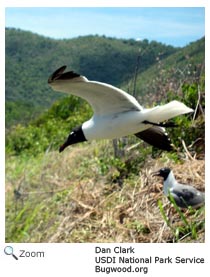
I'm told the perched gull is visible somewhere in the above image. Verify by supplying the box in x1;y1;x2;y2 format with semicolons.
152;167;205;208
48;65;193;153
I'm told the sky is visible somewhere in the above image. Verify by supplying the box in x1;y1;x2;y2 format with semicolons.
5;7;205;47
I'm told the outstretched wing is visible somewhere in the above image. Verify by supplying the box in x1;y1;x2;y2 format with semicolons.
48;65;142;116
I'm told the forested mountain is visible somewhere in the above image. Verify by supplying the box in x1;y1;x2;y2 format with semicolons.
6;28;176;127
5;28;204;128
132;37;205;105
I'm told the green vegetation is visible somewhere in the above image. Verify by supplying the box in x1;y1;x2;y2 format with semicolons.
6;28;176;127
5;29;205;242
6;76;204;158
6;96;92;155
132;37;205;105
158;199;204;242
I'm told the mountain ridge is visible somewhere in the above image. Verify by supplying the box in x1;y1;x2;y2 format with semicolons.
5;28;204;127
6;27;177;126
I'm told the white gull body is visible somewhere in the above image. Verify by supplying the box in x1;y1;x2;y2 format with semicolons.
48;66;193;152
153;168;205;208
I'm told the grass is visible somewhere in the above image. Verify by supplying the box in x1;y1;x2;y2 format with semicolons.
5;139;205;243
158;198;205;242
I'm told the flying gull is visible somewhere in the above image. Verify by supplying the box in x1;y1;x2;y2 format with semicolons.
48;66;193;153
152;167;205;208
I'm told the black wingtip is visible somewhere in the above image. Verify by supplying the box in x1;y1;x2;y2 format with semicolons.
135;126;174;151
143;120;178;128
48;65;67;83
48;65;80;84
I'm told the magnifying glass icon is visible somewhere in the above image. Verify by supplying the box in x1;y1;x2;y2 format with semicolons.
4;246;18;260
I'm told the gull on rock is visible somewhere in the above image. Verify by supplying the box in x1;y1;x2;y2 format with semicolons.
152;167;205;208
48;66;193;152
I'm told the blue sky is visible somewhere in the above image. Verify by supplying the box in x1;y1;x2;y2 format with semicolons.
5;7;205;47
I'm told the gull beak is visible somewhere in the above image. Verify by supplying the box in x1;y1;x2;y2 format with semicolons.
151;170;161;177
59;141;68;153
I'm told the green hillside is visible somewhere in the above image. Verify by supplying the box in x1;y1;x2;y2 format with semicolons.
5;30;205;243
5;34;204;156
133;37;205;105
6;28;176;127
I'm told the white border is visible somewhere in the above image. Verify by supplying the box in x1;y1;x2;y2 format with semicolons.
1;1;209;276
1;0;208;7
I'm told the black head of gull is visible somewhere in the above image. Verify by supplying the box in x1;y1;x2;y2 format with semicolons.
59;125;87;153
48;65;193;153
152;167;205;208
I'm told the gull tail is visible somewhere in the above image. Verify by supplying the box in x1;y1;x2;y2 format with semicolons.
143;100;193;123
